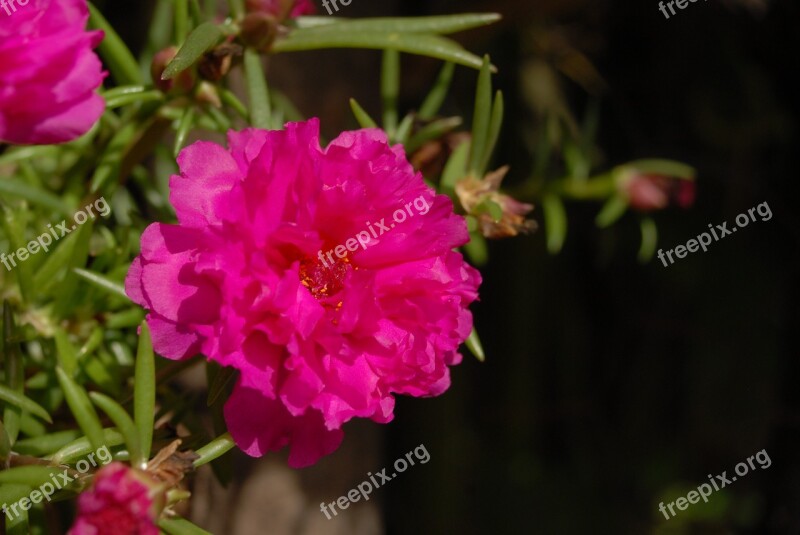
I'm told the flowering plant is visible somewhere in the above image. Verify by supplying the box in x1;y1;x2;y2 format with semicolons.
0;0;691;532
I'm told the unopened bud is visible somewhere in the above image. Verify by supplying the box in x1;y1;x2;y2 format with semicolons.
195;81;222;108
151;46;194;93
239;12;279;52
198;44;242;82
621;172;696;212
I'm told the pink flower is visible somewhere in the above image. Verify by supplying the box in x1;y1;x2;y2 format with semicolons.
68;463;160;535
245;0;315;19
0;0;105;145
125;119;481;467
623;173;696;212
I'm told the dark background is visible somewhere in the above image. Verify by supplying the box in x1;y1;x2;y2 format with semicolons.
103;0;800;533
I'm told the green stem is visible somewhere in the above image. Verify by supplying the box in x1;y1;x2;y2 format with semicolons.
193;432;235;468
381;49;400;135
556;174;616;200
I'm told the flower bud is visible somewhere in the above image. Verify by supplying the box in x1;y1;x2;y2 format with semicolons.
198;44;242;82
456;166;536;238
151;46;194;94
239;13;278;53
67;463;164;535
622;172;696;212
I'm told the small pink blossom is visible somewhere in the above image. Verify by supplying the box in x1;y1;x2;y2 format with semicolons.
126;119;481;467
68;463;160;535
0;0;106;145
623;173;696;212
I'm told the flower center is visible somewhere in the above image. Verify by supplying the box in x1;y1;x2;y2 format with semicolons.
299;256;352;300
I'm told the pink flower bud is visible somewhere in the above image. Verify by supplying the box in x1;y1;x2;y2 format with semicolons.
68;463;163;535
623;173;696;212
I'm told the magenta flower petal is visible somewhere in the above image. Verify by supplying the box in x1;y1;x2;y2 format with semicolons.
127;119;481;467
0;0;106;145
225;383;343;468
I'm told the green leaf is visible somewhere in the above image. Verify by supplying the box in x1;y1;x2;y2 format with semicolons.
0;419;10;459
638;217;658;264
349;98;378;128
89;120;140;194
7;506;28;535
163;22;223;80
52;222;94;319
173;107;197;158
440;139;471;196
0;206;34;304
394;114;415;145
0;484;31;511
54;328;79;377
0;386;52;424
479;90;504;175
0;466;57;487
465;327;485;362
595;195;629;228
73;268;129;301
463;232;488;266
243;48;272;129
625;159;696;180
106;89;164;110
381;49;400;135
55;367;105;451
33;222;80;296
205;105;232;132
542;193;568;254
89;392;143;468
78;322;103;359
220;88;249;119
2;301;24;441
135;322;156;463
88;3;143;85
49;428;124;464
105;308;145;330
159;516;213;535
273;31;488;71
193;432;235;468
0;179;72;216
469;55;492;175
418;62;455;120
175;0;189;44
83;352;121;397
293;13;501;36
13;430;82;457
227;0;244;19
406;116;462;154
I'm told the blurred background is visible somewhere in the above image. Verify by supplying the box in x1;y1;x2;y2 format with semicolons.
98;0;800;533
